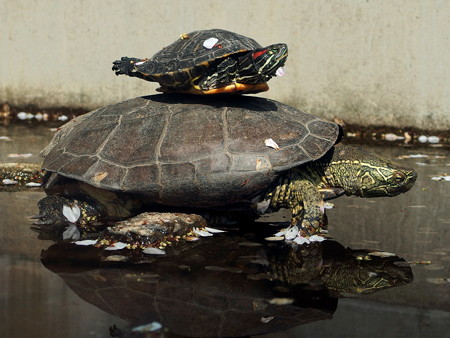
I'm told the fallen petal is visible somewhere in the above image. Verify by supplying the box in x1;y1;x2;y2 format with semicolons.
261;316;275;323
264;138;280;150
193;227;213;237
368;251;396;257
104;242;128;250
74;239;98;246
185;236;200;241
265;236;284;241
204;226;225;233
275;67;285;77
103;255;129;262
132;322;163;332
269;297;294;305
25;182;41;187
431;176;450;181
284;225;299;240
143;247;166;255
428;136;440;143
308;235;326;242
293;236;310;245
63;204;81;223
8;153;32;158
418;135;428;143
2;179;18;185
274;229;287;237
203;37;219;49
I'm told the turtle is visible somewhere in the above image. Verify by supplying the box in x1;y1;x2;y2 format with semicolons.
35;94;417;245
112;29;288;94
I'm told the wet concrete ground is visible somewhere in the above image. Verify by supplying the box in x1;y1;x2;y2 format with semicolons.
1;124;449;337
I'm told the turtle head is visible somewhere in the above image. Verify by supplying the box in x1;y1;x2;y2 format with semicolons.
325;144;417;198
236;43;288;83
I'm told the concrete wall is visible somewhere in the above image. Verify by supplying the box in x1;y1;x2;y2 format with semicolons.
1;0;449;129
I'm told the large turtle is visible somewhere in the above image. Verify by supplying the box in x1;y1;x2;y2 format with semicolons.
112;29;288;94
37;95;417;244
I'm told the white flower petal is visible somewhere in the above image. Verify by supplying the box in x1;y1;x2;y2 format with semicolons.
431;175;450;181
274;229;287;237
132;321;163;332
293;236;310;245
104;242;128;251
25;182;41;187
264;138;280;150
193;227;213;237
2;179;18;185
284;225;299;240
204;226;225;233
203;37;219;49
265;236;284;241
308;235;326;242
275;67;285;77
74;239;98;246
63;204;81;223
142;247;166;255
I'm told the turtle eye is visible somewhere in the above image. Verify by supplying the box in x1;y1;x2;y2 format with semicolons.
393;172;406;183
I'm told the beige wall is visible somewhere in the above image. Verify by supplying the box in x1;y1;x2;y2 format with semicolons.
1;0;449;129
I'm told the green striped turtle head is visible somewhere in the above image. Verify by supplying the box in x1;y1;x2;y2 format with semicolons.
237;43;288;83
323;144;417;198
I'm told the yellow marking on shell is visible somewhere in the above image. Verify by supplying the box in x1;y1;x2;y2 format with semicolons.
180;33;190;40
93;171;108;182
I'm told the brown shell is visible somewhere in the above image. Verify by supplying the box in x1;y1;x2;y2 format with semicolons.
41;95;339;207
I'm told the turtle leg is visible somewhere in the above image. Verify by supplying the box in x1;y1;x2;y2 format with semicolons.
269;176;326;237
288;180;326;237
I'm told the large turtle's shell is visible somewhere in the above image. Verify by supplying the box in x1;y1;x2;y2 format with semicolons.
41;95;339;207
144;29;262;75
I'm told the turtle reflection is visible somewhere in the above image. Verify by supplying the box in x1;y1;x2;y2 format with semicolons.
40;233;413;337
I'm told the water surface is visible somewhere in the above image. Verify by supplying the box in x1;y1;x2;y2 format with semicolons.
1;124;449;337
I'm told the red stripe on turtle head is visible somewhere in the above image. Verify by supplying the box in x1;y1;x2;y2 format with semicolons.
252;49;268;60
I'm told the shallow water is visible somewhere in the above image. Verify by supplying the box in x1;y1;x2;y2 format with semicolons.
1;124;449;337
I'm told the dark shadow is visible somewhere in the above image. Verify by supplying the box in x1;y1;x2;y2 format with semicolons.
143;93;279;111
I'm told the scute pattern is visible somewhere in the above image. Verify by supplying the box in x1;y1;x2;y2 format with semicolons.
41;95;339;207
149;29;262;75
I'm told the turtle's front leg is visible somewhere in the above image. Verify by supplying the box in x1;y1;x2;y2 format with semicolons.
289;180;326;237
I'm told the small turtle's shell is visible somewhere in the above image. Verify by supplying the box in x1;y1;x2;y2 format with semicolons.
144;29;262;76
41;95;339;207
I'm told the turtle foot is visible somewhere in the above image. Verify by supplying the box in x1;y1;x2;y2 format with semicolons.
33;195;73;226
33;195;102;230
112;57;142;76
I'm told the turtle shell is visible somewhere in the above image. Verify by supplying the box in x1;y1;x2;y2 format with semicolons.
41;95;339;207
145;29;262;76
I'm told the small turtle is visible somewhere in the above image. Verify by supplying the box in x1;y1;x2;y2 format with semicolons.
112;29;288;94
35;95;417;245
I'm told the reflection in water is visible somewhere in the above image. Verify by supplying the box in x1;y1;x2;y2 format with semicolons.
40;231;413;337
